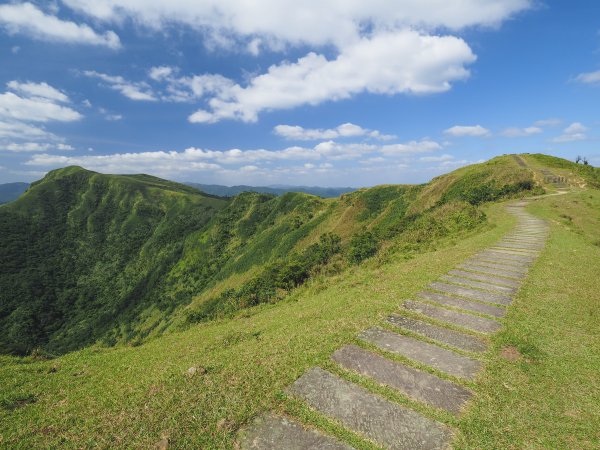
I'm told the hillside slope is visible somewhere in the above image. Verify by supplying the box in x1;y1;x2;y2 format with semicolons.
185;182;354;198
0;155;545;355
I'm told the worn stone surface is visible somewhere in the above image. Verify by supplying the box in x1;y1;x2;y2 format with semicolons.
359;327;482;379
332;345;473;414
418;291;506;318
288;367;451;449
470;256;530;269
448;269;521;288
404;300;502;334
428;281;512;306
387;314;488;352
239;413;353;450
478;251;534;262
440;275;516;295
463;259;528;274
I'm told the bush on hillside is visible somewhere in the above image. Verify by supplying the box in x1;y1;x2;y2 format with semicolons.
347;231;379;264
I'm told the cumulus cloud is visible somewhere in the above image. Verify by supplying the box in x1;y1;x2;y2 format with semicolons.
552;122;588;143
7;81;69;102
0;81;80;154
189;31;476;123
83;71;157;101
534;118;562;127
501;126;542;137
444;125;490;137
61;1;531;47
0;2;120;49
574;70;600;84
274;123;395;141
380;140;442;155
2;142;74;153
419;153;454;162
1;82;82;123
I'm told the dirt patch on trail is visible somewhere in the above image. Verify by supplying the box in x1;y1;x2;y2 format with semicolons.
500;346;523;362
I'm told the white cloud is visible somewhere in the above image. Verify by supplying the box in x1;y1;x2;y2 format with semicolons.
83;71;157;101
148;66;177;81
0;120;56;140
2;142;74;153
575;70;600;84
189;30;476;123
444;125;490;137
274;122;395;141
11;45;20;54
552;122;588;143
0;84;82;123
500;126;542;137
380;140;442;155
105;114;123;121
0;2;120;49
419;153;454;162
534;118;561;127
7;80;69;103
61;1;531;47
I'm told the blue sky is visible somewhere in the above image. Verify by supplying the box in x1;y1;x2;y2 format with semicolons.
0;0;599;186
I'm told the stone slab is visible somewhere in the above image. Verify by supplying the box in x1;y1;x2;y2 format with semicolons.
387;314;488;352
288;367;451;449
448;269;521;288
488;247;539;256
478;251;535;262
440;275;516;295
239;413;353;450
332;344;473;414
359;327;482;379
418;291;506;318
404;300;502;334
464;259;529;273
472;256;531;269
428;281;512;306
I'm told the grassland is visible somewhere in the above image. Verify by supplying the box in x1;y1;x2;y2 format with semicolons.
0;202;514;448
1;155;598;448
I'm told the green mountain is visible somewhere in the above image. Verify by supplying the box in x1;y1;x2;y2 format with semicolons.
2;154;591;356
185;182;355;198
0;182;29;204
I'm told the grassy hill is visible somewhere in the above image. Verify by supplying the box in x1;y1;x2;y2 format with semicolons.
0;155;543;356
1;153;598;448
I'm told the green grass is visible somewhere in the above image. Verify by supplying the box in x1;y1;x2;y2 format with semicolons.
455;189;600;449
0;202;514;449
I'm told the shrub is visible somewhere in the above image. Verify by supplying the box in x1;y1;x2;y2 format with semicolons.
347;231;379;264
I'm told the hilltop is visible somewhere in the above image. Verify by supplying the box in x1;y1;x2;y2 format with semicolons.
185;182;355;198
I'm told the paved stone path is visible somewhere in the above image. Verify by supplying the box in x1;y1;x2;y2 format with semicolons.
239;200;549;449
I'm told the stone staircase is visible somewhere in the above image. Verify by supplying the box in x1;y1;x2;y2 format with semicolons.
238;200;549;449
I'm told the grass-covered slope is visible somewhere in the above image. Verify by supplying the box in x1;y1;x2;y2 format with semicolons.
0;155;539;356
0;167;228;355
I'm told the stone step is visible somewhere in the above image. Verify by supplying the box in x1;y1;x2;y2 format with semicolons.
463;259;529;274
387;314;488;352
488;247;539;256
448;269;521;288
428;281;512;306
239;413;353;450
472;255;531;269
359;327;482;379
497;240;544;247
288;367;451;450
492;244;540;252
440;275;516;295
418;291;506;318
332;345;473;414
404;300;502;334
478;251;535;262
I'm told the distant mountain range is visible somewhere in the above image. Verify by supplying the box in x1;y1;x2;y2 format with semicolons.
0;181;354;205
0;182;29;204
185;183;355;198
